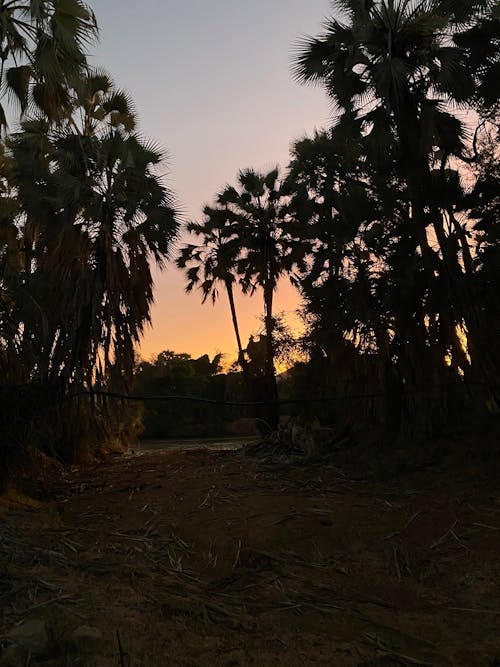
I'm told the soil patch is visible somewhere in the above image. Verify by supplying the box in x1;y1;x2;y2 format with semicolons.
1;448;500;665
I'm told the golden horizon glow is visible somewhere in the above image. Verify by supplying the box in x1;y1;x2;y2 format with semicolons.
137;272;304;364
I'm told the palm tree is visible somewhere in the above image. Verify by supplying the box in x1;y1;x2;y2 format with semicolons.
293;0;500;430
4;72;178;390
218;167;308;428
285;125;417;429
71;68;137;135
0;5;99;389
294;0;477;260
0;6;100;388
0;0;98;127
176;207;250;379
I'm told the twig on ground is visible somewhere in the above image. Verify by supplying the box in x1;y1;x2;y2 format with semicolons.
116;630;130;667
26;593;75;612
448;606;500;615
430;520;458;549
404;510;422;530
472;522;499;531
233;540;242;569
393;545;402;580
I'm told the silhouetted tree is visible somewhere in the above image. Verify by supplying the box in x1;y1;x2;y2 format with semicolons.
218;167;308;429
0;66;178;468
176;208;249;379
3;80;178;389
291;0;500;435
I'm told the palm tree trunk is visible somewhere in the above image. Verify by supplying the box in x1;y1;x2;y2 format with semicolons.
224;280;251;383
263;283;279;430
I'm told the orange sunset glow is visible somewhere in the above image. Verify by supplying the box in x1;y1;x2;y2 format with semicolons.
140;269;303;363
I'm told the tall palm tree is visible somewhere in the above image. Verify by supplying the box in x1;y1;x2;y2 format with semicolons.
0;5;100;386
176;207;249;377
293;0;499;427
218;167;308;428
286;127;391;333
285;124;425;430
1;68;138;374
4;72;178;390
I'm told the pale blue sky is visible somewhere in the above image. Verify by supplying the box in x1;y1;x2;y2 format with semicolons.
90;0;332;360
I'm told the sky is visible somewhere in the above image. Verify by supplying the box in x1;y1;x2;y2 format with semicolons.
90;0;332;363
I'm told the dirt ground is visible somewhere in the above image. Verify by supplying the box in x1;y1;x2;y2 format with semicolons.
1;445;500;666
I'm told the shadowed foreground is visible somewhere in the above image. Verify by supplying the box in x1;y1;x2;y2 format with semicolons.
1;449;500;666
